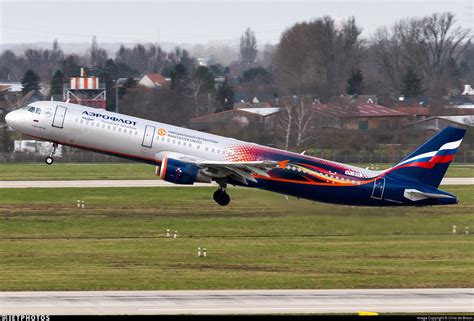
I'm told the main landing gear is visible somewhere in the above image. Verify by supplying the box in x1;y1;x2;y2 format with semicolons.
213;188;230;206
213;179;230;206
45;142;58;165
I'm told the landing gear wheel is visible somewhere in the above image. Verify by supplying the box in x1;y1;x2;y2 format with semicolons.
214;189;230;206
213;189;223;202
45;142;58;166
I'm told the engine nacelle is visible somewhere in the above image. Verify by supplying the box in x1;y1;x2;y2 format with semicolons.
157;158;211;185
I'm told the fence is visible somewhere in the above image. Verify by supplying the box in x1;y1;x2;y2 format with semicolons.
1;150;473;164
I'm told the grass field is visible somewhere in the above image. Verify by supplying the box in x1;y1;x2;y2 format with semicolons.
0;162;472;180
0;186;473;291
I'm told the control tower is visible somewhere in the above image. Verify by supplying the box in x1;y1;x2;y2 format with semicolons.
63;68;106;109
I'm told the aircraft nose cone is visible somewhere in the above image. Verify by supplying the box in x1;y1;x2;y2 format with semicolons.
5;110;20;127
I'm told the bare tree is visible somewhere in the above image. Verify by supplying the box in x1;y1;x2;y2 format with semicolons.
190;66;215;117
293;97;314;148
371;12;471;96
89;36;108;67
279;105;293;151
239;27;258;65
273;16;362;100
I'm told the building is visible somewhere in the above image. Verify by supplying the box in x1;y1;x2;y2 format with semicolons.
190;107;281;132
313;102;408;130
63;69;106;109
138;74;168;88
392;96;430;122
0;82;22;92
197;58;210;66
462;84;474;95
328;94;379;105
404;115;474;131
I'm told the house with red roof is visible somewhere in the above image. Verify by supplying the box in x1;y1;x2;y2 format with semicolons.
138;74;169;88
312;101;408;130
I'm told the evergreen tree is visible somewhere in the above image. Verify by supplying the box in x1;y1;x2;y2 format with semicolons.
61;55;80;77
215;80;235;112
21;69;41;96
49;70;64;98
400;67;425;97
99;71;116;111
118;77;137;99
170;63;190;95
346;69;364;95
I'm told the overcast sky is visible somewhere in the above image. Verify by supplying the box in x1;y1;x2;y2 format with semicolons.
0;0;472;45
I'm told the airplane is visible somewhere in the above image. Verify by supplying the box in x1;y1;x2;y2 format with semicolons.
5;101;466;207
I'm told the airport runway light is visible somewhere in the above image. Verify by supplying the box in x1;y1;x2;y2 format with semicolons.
174;230;178;239
203;248;207;257
466;227;469;236
77;200;81;208
453;225;457;234
166;229;170;237
81;201;85;209
198;247;201;257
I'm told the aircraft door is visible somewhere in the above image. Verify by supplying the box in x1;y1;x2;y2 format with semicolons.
371;177;385;200
52;106;67;128
142;125;156;148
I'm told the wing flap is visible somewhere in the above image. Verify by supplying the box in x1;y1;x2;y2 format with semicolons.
191;160;277;184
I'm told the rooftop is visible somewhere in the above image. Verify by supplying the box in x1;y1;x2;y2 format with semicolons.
143;74;168;86
313;102;406;117
237;107;281;116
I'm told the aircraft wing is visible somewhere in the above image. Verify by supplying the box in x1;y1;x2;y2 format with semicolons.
190;160;278;184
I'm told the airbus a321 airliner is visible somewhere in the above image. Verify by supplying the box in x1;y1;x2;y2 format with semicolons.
5;101;466;206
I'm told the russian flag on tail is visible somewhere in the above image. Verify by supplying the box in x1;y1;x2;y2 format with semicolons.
385;126;466;188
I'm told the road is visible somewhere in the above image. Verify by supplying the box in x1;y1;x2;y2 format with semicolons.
0;177;471;188
0;289;472;315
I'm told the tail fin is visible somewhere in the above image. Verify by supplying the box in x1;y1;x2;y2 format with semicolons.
387;126;466;187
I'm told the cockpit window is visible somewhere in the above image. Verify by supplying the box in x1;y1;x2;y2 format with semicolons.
25;105;41;114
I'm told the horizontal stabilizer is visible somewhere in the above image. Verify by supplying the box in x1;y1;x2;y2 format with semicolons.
403;189;455;202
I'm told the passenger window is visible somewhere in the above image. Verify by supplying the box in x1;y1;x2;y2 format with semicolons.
28;107;35;113
118;128;122;132
113;127;116;131
177;141;181;145
107;125;111;129
80;119;84;123
35;108;41;114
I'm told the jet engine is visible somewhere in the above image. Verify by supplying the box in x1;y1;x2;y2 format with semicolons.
157;158;211;185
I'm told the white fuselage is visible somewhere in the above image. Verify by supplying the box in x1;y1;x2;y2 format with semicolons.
6;101;249;165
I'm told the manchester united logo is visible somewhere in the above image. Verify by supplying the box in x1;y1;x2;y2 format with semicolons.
158;128;167;136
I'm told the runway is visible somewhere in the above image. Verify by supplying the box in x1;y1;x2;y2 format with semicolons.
0;177;472;188
0;289;472;315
